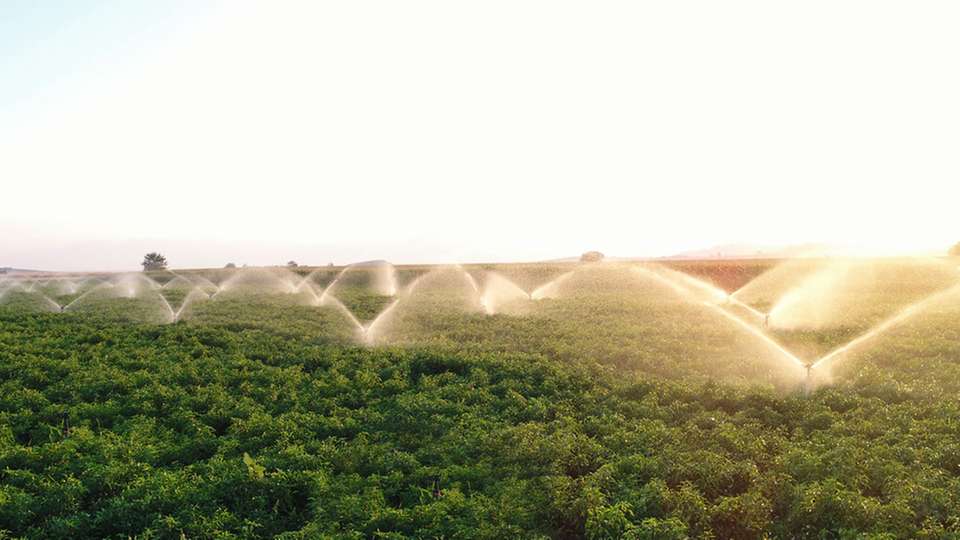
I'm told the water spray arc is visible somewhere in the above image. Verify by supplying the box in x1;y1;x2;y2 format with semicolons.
363;274;427;344
319;294;366;335
677;260;960;390
325;274;426;344
456;266;482;295
811;282;960;372
316;262;399;301
657;266;770;327
8;258;960;394
475;270;577;314
1;284;61;312
62;282;115;312
638;265;810;388
478;272;529;314
160;286;213;323
315;266;350;305
531;271;575;300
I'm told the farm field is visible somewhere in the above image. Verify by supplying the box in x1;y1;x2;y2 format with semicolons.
2;258;960;538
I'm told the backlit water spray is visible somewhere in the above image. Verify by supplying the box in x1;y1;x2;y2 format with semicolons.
652;266;768;326
479;272;530;314
530;271;575;300
361;274;427;344
767;262;855;329
476;270;579;314
638;266;808;384
812;282;960;372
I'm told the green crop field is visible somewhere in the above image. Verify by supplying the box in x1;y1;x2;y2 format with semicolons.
2;259;960;539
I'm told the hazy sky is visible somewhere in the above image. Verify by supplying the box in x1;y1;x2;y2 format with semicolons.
2;1;959;271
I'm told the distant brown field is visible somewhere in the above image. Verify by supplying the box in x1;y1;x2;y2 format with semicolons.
660;258;779;293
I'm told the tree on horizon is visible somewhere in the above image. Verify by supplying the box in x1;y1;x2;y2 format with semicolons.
141;252;168;271
951;242;960;257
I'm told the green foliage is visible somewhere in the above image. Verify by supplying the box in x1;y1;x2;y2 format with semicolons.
331;286;394;322
141;253;168;272
2;260;960;538
243;453;266;480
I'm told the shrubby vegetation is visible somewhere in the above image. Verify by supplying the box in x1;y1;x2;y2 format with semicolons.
141;253;168;272
2;261;960;538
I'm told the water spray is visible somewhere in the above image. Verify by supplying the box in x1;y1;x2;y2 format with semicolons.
811;281;960;372
636;266;808;385
802;363;813;395
13;260;960;392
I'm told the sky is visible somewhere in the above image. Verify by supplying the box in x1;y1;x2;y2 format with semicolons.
2;1;959;271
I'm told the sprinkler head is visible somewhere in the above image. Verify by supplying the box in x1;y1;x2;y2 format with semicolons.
799;364;814;395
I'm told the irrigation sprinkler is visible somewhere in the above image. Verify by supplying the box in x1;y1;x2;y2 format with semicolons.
802;364;813;395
